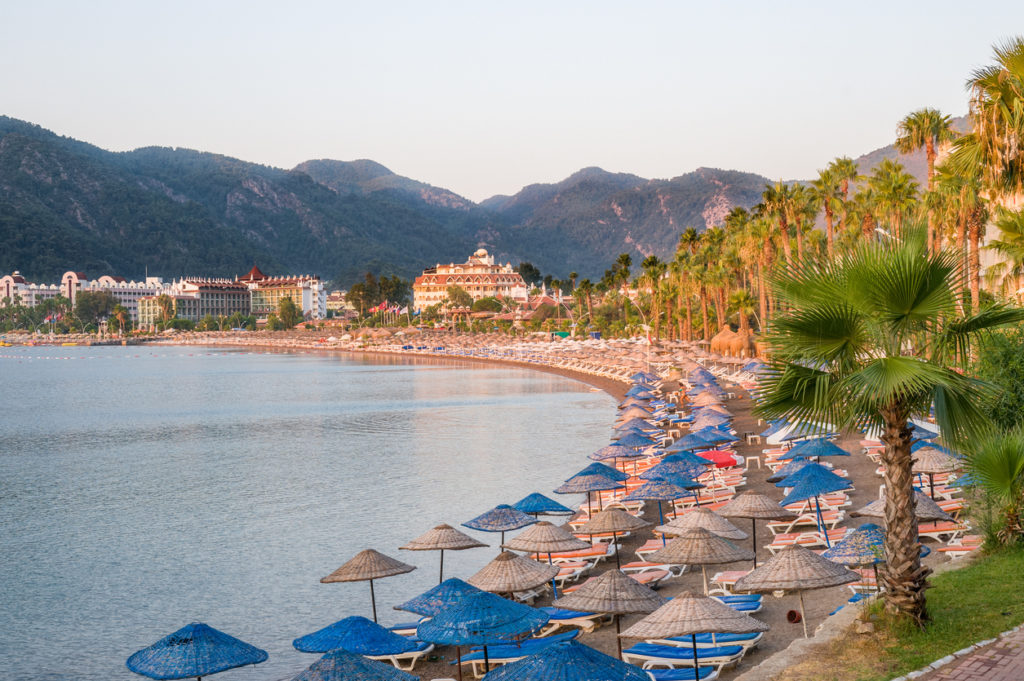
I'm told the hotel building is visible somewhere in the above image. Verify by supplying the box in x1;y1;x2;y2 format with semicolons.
240;266;327;320
412;249;528;311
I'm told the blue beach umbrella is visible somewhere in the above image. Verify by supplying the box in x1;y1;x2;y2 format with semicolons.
126;622;268;680
765;456;813;484
759;419;787;439
293;616;418;655
780;438;849;461
688;368;716;383
665;432;716;452
289;648;419;681
823;522;886;593
911;440;957;455
417;591;550;676
642;459;708;483
570;462;629;482
513;493;574;517
774;461;836;488
615;417;658;433
662;451;714;467
647;471;706;510
616;432;657;449
482;640;651;681
779;466;853;547
910;423;940;440
464;505;538;546
395;578;484;617
553;474;624;518
588;443;634;462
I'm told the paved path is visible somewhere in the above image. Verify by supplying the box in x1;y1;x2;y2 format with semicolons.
922;629;1024;680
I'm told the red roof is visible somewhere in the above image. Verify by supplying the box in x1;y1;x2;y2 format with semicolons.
239;265;267;282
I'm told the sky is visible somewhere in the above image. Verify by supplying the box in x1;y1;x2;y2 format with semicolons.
3;1;1024;202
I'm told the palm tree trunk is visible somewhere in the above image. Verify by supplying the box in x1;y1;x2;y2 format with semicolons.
685;293;693;341
862;214;875;242
969;209;982;312
780;217;793;265
824;203;835;258
879;411;930;624
715;288;726;332
700;286;710;341
795;220;805;263
926;139;936;255
757;259;767;331
676;287;685;340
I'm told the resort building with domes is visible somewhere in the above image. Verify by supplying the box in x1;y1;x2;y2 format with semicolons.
412;249;528;312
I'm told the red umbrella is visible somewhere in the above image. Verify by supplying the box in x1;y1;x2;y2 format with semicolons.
697;450;740;469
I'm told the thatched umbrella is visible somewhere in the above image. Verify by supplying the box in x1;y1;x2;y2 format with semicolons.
321;549;416;623
852;490;954;523
733;545;859;638
717;491;796;568
401;523;486;584
503;521;591;597
552;569;665;659
656;508;747;541
574;509;651;568
126;622;268;681
467;551;559;597
288;648;418;681
647;527;753;594
619;590;769;671
463;504;538;547
480;640;650;681
553;474;624;518
912;447;961;499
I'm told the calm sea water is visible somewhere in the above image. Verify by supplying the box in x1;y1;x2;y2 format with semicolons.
0;345;614;681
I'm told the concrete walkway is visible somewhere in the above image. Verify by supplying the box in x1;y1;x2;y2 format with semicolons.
922;629;1024;680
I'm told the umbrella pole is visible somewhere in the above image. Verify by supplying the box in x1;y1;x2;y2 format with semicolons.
615;614;623;660
439;549;445;584
658;501;666;546
691;633;699;672
613;531;621;567
799;591;808;638
484;645;490;674
455;646;463;681
930;473;936;500
873;563;881;594
370;579;378;623
752;518;758;568
693;488;701;508
549;551;559;598
701;564;709;595
587;492;594;543
814;496;830;547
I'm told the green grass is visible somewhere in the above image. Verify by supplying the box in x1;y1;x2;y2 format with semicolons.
865;545;1024;679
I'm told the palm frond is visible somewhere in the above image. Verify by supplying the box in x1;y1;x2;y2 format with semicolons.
766;303;866;366
934;305;1024;365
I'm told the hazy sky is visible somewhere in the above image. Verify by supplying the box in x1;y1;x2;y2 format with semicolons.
3;1;1023;201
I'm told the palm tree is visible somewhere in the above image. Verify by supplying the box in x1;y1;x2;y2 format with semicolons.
967;429;1024;544
156;294;175;326
958;37;1024;199
828;157;862;241
757;225;1024;623
727;289;757;336
868;159;920;239
760;181;797;265
811;168;842;258
986;207;1024;301
896;108;957;253
111;304;129;336
846;186;878;242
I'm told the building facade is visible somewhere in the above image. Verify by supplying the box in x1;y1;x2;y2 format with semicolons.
412;249;528;311
239;266;327;320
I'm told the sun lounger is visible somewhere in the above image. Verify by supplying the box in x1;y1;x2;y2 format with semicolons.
645;667;719;681
538;543;609;563
650;631;763;650
766;528;849;554
711;594;763;613
621;643;745;670
622;560;686;577
537;607;612;635
456;632;579;677
709;570;752;595
937;534;982;558
561;569;670;593
367;641;435;671
388;619;428;637
918;521;969;542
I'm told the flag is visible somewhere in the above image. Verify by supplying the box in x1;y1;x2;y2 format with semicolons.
399;306;408;314
44;314;52;323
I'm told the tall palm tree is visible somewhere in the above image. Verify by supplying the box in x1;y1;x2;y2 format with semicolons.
868;159;920;239
896;108;957;253
986;207;1024;301
577;279;594;325
846;186;878;242
757;225;1024;623
727;289;757;336
760;181;798;265
811;168;842;258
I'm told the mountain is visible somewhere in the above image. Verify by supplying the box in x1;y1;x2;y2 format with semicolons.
851;114;971;185
478;167;769;275
0;117;481;285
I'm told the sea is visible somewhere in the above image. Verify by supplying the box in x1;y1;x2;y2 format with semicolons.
0;345;615;681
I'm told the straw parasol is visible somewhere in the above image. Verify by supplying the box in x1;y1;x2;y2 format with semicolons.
467;550;559;596
852;490;954;523
733;544;860;638
480;640;650;681
394;578;483;617
912;447;961;499
126;622;268;681
823;522;887;593
647;527;754;594
502;522;590;597
512;493;574;517
401;523;486;584
552;569;665;659
574;509;651;568
656;508;747;541
321;549;416;623
553;474;624;517
463;504;538;546
619;590;769;671
717;491;795;567
288;648;419;681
